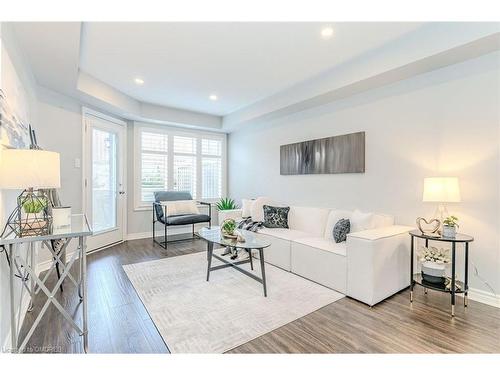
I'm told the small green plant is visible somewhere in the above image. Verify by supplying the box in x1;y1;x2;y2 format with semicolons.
216;197;238;211
22;197;48;214
221;218;236;235
443;215;459;228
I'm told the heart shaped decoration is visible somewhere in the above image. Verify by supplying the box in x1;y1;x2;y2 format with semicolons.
416;217;440;234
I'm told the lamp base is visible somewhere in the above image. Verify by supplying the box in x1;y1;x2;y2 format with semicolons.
432;203;449;235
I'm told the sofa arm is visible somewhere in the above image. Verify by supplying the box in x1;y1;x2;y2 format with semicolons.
347;225;414;241
217;209;244;225
346;225;414;306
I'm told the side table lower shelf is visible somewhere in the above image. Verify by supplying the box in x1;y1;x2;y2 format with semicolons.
412;273;466;294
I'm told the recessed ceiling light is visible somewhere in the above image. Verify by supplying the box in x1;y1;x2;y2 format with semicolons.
134;78;144;85
321;26;334;39
209;94;218;101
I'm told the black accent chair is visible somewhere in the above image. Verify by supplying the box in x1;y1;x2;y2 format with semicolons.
152;191;211;249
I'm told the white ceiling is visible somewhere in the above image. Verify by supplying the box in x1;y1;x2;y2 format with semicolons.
79;22;423;116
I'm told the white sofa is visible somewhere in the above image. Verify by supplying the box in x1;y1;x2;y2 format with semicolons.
218;203;413;306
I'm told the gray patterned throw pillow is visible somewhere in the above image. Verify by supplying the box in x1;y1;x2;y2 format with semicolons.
263;205;290;228
333;218;350;243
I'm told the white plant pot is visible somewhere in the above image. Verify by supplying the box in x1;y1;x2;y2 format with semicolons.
421;261;446;277
421;261;448;284
442;225;457;238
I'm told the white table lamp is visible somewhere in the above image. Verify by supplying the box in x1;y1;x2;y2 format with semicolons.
422;176;461;225
0;149;61;236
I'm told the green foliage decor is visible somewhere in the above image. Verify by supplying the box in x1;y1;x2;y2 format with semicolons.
221;218;236;236
443;215;459;228
22;197;48;214
216;197;238;211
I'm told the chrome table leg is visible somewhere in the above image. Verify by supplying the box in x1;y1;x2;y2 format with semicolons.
9;244;18;353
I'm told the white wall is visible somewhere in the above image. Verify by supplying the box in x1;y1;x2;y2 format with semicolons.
228;52;500;298
35;86;84;263
0;23;39;350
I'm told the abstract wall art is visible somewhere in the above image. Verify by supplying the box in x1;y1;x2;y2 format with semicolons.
280;131;365;175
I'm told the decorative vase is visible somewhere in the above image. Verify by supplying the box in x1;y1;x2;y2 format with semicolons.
442;225;457;238
421;261;447;284
52;206;72;229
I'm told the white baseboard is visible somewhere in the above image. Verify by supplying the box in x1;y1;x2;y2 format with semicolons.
468;287;500;308
127;231;152;241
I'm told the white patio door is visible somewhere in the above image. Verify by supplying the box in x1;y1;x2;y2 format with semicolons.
83;109;126;251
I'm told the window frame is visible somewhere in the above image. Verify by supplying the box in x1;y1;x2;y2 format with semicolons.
134;123;227;211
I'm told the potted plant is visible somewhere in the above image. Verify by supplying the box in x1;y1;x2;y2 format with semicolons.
216;198;238;211
419;246;451;284
19;195;49;235
442;215;459;238
220;218;237;238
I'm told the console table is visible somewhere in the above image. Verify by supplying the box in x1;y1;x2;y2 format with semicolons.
0;214;92;353
409;230;473;317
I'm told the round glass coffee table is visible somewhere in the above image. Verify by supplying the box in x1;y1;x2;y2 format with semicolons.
198;227;271;296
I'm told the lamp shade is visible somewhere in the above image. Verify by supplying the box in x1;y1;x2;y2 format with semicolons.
0;149;61;189
422;177;461;203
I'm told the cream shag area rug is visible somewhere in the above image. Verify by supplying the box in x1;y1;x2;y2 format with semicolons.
123;250;344;353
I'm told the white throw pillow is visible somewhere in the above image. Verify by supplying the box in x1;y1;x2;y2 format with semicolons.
250;197;274;222
350;209;375;233
161;200;200;217
241;199;253;218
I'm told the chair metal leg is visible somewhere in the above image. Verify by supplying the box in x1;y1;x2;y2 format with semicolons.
163;220;168;250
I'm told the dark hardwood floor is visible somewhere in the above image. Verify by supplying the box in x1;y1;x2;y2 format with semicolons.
20;237;500;353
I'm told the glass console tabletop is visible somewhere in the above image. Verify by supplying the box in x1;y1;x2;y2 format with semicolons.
198;226;271;249
0;214;93;245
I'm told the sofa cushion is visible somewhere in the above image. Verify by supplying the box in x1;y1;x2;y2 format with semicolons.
263;205;290;228
333;218;350;243
162;214;210;225
324;209;352;239
372;213;395;228
241;199;253;218
293;237;347;257
351;209;376;233
161;200;200;217
259;227;311;241
288;206;330;236
250;197;275;222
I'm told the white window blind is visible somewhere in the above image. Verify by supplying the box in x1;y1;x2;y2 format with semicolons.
136;127;225;207
201;138;222;199
140;131;168;203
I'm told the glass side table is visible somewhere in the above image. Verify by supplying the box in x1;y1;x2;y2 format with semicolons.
0;214;92;353
409;230;474;317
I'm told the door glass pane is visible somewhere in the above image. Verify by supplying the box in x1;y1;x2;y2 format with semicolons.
92;128;117;232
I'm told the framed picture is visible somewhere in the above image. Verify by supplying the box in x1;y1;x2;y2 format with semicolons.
0;89;30;149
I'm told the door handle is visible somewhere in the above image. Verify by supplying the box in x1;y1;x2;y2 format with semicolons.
118;191;126;195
